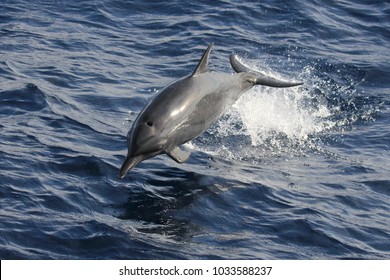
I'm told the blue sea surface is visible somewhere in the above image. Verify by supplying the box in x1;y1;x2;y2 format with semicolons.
0;0;389;259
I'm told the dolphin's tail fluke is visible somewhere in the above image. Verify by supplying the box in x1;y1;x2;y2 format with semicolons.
252;72;304;88
229;54;303;88
230;54;253;73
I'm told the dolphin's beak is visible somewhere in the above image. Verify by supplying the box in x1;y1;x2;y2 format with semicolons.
119;155;143;179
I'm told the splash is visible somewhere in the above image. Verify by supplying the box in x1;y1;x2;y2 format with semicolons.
234;65;339;145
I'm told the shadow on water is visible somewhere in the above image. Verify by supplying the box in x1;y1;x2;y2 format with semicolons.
115;164;227;241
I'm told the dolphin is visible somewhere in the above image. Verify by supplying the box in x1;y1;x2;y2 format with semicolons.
119;43;302;178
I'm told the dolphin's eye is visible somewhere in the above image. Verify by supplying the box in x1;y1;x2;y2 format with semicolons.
146;121;153;127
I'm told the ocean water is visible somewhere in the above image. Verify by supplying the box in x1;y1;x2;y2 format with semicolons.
0;0;389;259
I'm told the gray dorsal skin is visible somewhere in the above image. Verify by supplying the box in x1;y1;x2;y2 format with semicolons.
119;43;303;178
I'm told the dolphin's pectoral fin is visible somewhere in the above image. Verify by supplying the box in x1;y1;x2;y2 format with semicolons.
166;146;191;164
230;54;303;88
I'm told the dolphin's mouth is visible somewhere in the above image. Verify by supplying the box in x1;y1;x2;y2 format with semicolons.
119;150;162;178
119;155;144;179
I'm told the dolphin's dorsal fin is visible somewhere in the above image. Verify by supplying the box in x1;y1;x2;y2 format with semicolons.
192;43;214;76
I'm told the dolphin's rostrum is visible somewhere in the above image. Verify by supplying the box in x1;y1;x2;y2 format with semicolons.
119;43;303;178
